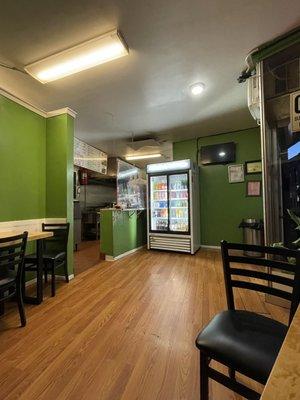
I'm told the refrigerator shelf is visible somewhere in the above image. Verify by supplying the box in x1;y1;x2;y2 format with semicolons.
170;198;188;201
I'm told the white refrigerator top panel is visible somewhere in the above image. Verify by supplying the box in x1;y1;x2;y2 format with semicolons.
146;159;191;174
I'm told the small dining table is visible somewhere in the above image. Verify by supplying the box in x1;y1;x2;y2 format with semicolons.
0;230;53;304
260;304;300;399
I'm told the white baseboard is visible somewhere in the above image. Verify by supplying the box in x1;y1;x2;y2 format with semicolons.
25;278;38;288
200;245;221;250
25;273;74;287
105;245;145;261
56;273;75;281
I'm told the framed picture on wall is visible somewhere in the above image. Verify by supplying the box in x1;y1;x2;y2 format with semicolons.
228;164;244;183
245;160;262;174
246;180;261;197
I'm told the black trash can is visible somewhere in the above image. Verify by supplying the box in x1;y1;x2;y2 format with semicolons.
239;218;264;257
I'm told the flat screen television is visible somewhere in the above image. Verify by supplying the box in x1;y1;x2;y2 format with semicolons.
200;142;236;165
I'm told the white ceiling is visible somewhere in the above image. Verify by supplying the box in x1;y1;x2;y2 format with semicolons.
0;0;299;158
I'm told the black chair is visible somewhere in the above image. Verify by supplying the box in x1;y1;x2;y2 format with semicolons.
0;232;28;327
25;223;70;297
195;240;300;400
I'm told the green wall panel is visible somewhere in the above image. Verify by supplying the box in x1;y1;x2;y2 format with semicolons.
46;114;74;275
173;128;263;246
100;211;114;255
0;95;75;276
100;210;147;258
0;95;46;222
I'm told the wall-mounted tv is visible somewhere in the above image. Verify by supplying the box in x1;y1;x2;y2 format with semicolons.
200;142;236;165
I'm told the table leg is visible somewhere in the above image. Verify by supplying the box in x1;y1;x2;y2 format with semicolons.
24;239;44;305
36;239;43;304
0;300;4;315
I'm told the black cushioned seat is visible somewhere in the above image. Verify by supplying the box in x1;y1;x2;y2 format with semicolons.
26;252;66;263
24;223;70;297
196;310;287;384
195;241;300;400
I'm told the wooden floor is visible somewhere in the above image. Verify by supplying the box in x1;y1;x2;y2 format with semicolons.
74;240;101;275
0;248;289;400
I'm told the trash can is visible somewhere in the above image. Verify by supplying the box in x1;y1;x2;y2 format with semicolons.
239;218;264;257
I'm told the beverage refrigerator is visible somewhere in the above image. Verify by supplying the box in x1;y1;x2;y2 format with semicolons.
146;159;200;254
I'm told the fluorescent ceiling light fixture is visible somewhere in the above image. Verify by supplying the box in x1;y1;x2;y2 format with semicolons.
25;30;128;83
126;154;162;161
190;82;205;96
219;151;226;157
147;159;191;173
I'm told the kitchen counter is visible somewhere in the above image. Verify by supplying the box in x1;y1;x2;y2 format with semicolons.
99;209;147;260
261;305;300;399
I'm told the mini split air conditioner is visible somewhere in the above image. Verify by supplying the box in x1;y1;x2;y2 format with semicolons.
247;75;261;124
126;138;161;151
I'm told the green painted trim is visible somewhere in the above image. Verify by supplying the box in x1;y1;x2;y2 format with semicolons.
173;126;258;144
252;28;300;64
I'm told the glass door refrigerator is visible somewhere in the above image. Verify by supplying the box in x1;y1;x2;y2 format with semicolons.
146;159;200;254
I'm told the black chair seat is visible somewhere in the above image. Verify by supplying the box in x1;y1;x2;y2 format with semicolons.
23;223;70;298
25;251;66;264
196;310;287;384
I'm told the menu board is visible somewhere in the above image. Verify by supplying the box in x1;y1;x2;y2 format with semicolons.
74;137;107;174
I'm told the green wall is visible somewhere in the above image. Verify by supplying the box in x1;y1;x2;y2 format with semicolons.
0;94;74;275
100;210;147;258
0;95;46;221
173;128;263;246
46;114;74;274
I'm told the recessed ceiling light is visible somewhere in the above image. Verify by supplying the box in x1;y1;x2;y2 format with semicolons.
126;153;162;161
25;30;128;83
190;82;205;96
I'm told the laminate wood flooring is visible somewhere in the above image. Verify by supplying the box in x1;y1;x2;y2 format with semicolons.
0;248;288;400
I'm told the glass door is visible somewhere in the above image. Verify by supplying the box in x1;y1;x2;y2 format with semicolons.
149;175;168;231
168;173;189;233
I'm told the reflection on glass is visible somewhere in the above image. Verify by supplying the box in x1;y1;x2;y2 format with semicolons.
150;175;168;231
117;159;146;209
169;174;189;232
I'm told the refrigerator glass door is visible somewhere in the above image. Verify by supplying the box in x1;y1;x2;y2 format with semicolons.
169;173;189;233
150;175;168;231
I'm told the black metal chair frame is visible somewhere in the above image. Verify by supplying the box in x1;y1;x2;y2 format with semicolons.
198;240;300;400
25;223;70;297
0;232;28;327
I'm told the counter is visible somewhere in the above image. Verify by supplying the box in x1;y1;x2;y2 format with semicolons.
261;305;300;399
99;209;147;260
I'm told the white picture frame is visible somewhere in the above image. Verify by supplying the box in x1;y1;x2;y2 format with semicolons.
228;164;244;183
